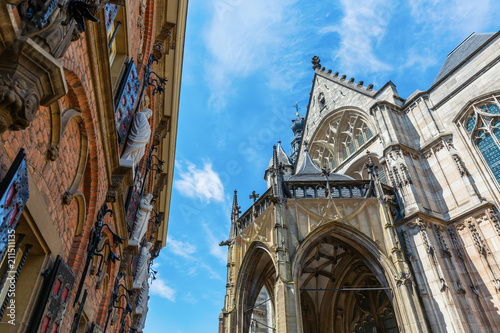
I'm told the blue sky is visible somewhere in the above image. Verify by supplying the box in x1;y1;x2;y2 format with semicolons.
144;1;500;332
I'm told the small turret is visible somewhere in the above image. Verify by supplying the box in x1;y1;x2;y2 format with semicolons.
264;142;293;189
229;190;240;240
291;105;305;164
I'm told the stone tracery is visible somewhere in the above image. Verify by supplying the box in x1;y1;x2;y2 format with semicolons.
309;110;375;170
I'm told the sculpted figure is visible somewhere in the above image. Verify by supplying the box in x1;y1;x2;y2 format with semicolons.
135;280;150;314
121;108;153;172
129;193;153;246
137;306;149;331
133;241;152;289
0;75;39;133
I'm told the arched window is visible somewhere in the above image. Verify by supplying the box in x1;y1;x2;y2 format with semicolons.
463;99;500;184
310;110;376;170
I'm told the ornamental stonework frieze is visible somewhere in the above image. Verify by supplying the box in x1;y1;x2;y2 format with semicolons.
0;74;40;132
400;228;416;261
433;224;451;258
0;0;107;133
106;175;125;203
153;22;176;61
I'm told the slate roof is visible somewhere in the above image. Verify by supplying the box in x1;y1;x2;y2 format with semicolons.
266;142;293;169
287;150;353;182
432;32;495;85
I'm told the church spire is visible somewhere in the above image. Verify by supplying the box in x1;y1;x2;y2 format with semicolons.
229;190;240;239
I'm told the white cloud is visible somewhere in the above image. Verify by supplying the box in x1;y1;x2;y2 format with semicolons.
166;235;224;281
167;237;197;260
183;292;198;304
409;0;494;36
320;0;394;74
204;0;298;109
402;47;438;71
202;223;228;264
150;275;176;302
174;161;225;203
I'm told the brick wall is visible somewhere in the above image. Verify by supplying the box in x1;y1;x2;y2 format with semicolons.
0;0;164;330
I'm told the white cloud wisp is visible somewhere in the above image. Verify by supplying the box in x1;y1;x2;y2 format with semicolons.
174;161;225;203
320;0;394;75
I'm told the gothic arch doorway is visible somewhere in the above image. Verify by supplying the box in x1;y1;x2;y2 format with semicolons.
235;244;276;333
296;232;399;333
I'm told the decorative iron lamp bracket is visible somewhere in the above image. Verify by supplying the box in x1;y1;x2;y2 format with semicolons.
74;202;123;306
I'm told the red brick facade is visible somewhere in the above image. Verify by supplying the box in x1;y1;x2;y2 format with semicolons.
0;0;187;332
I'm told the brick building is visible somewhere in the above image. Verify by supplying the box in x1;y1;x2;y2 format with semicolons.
0;0;187;332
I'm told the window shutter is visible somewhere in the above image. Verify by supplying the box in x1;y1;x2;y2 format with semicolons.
0;149;29;260
28;255;76;332
115;59;141;146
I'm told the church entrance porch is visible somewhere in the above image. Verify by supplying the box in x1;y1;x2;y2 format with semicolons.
298;234;398;333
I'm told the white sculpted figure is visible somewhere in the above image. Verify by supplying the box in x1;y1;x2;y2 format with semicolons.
135;280;150;314
134;241;152;289
137;306;149;332
121;108;153;172
129;193;153;246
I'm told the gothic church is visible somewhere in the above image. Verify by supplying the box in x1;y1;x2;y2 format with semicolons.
220;32;500;332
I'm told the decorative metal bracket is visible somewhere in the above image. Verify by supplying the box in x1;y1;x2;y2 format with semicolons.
73;202;123;306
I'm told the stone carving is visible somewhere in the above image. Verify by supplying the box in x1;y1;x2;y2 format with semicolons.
47;144;60;161
394;270;412;287
467;220;488;256
400;164;412;186
401;229;415;261
136;0;148;62
133;242;152;289
433;224;451;258
106;175;124;203
121;108;153;172
135;280;150;314
311;56;321;69
137;306;148;331
62;191;74;205
455;280;466;294
447;227;464;260
452;154;468;177
0;75;39;133
152;22;176;60
129;193;154;246
487;208;500;236
392;166;402;188
440;278;448;292
413;219;435;257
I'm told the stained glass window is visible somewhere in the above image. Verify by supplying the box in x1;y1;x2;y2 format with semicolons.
365;126;373;139
466;113;476;133
465;102;500;184
480;103;500;114
477;132;500;183
357;132;365;148
378;166;388;185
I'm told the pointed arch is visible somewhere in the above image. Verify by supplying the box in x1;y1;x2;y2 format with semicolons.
234;242;277;333
292;222;407;332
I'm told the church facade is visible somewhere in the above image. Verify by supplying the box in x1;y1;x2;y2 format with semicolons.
220;32;500;332
0;1;187;332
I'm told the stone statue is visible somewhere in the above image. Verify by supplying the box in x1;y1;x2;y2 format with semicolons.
137;306;149;331
129;193;154;246
0;75;39;133
135;280;150;314
121;108;153;172
133;242;152;289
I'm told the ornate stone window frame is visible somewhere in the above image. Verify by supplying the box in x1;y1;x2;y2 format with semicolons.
309;108;377;171
455;91;500;188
